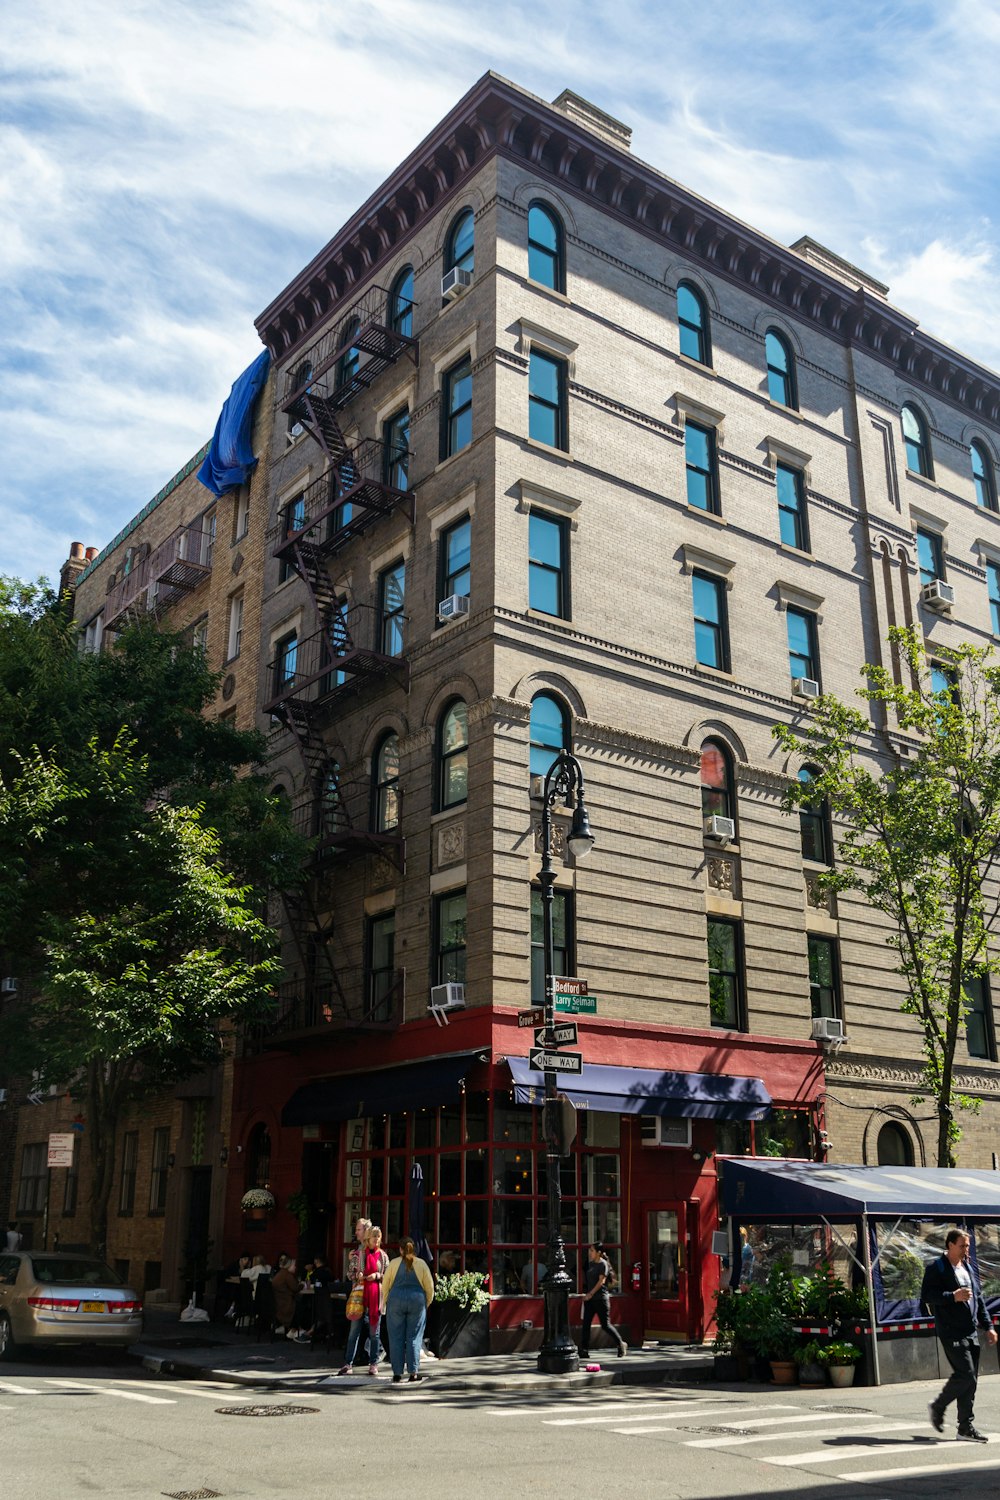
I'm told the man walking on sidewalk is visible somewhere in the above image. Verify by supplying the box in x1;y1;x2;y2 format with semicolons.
921;1228;997;1443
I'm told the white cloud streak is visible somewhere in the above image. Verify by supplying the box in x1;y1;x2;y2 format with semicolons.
3;0;1000;578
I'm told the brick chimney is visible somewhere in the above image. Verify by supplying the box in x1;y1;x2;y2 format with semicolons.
58;541;95;604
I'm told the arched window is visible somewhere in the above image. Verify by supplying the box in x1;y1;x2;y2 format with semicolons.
388;266;414;338
245;1123;271;1189
765;329;797;409
677;282;711;366
798;766;832;865
876;1121;914;1166
446;208;475;277
700;739;735;825
438;700;469;810
971;440;997;511
529;693;569;781
527;202;564;292
372;733;400;833
337;318;361;390
901;403;932;478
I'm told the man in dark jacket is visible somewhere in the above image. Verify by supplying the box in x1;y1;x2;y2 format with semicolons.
920;1228;997;1442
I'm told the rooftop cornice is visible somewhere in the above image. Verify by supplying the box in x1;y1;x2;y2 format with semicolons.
256;73;1000;426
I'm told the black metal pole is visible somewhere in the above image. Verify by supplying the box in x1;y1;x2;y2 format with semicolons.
537;753;583;1374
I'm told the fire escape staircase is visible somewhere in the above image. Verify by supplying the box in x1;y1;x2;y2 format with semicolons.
104;522;212;632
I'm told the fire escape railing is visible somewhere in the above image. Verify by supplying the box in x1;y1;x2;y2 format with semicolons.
292;772;403;863
281;284;417;419
105;523;212;632
263;604;408;718
274;441;412;565
268;970;405;1039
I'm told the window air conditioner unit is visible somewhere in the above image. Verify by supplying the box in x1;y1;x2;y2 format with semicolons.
922;579;954;612
640;1115;692;1148
0;978;16;995
792;676;820;700
429;982;466;1015
441;267;473;300
811;1015;846;1044
438;593;471;623
704;815;735;844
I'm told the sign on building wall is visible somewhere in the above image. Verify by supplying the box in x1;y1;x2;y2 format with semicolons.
47;1133;75;1168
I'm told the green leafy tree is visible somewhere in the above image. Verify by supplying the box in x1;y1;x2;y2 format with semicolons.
774;627;1000;1166
0;585;303;1254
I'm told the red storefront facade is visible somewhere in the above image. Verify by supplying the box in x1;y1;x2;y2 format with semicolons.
228;1011;824;1349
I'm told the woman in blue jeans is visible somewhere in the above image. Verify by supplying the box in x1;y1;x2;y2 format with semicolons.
338;1224;387;1376
381;1238;434;1383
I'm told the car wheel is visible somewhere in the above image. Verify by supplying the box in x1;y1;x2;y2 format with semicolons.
0;1313;16;1361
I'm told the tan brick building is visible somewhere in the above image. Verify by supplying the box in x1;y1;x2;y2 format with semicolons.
230;74;1000;1347
5;370;273;1300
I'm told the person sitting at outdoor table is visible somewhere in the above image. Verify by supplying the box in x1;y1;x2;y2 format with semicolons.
271;1256;304;1339
310;1254;335;1289
241;1254;271;1284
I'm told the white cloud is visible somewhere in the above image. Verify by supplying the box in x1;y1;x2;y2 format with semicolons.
4;0;1000;578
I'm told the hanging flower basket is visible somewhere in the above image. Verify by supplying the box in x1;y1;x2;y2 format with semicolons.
241;1188;275;1221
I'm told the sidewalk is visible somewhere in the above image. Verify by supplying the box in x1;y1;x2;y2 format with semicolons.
131;1308;714;1392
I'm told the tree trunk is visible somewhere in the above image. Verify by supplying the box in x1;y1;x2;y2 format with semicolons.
937;1025;957;1169
85;1059;118;1260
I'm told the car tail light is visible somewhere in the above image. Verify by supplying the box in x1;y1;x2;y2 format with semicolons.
28;1297;81;1312
111;1300;142;1314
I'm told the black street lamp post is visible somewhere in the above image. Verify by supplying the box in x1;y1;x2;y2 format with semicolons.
536;751;595;1375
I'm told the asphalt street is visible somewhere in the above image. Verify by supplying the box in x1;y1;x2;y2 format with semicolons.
5;1350;1000;1500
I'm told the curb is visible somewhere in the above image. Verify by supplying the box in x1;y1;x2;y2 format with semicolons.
135;1347;714;1392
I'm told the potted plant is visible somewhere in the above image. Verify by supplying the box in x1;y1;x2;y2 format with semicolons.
711;1289;741;1381
819;1340;862;1388
762;1312;799;1385
428;1271;490;1359
286;1189;311;1234
794;1338;827;1388
241;1188;275;1222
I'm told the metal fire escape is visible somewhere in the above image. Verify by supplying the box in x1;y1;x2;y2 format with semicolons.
266;283;417;1041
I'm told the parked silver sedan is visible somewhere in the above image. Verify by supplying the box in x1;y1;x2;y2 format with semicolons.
0;1251;143;1357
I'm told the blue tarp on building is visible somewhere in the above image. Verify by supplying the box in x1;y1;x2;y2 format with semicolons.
197;349;271;498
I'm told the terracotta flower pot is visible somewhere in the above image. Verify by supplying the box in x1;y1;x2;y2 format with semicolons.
828;1363;856;1388
770;1359;797;1385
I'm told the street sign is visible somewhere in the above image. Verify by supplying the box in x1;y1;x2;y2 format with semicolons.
528;1047;583;1074
47;1133;75;1168
544;1093;578;1155
555;994;598;1014
553;976;588;996
517;1008;544;1029
534;1022;578;1048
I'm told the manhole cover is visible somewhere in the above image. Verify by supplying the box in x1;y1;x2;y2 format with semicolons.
162;1490;223;1499
679;1424;754;1435
215;1404;319;1417
813;1405;874;1414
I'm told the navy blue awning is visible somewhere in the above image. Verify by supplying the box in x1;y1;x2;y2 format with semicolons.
507;1058;771;1121
721;1159;1000;1220
281;1053;479;1126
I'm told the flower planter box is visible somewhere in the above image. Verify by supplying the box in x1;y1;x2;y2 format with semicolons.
828;1364;857;1388
428;1304;490;1359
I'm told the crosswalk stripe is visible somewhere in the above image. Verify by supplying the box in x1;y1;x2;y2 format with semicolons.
110;1381;251;1401
842;1456;1000;1482
685;1421;889;1449
541;1403;799;1427
766;1426;941;1465
0;1380;36;1394
688;1410;880;1433
42;1379;175;1405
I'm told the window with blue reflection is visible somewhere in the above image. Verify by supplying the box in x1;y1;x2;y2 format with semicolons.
447;210;475;275
441;516;471;599
389;266;414;338
916;528;944;586
692;572;727;670
443;355;473;457
902;404;932;478
776;463;808;550
527;203;564;291
528;350;567;449
972;441;997;511
383;407;409;492
989;564;1000;635
787;607;818;683
677;282;710;365
765;330;796;408
337;318;361;390
685;422;718;512
529;693;568;781
528;512;566;617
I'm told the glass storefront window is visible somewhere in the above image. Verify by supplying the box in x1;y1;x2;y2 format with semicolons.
440;1104;463;1147
582;1201;621;1244
440;1153;462;1196
388;1157;406;1194
581;1154;619;1197
465;1093;489;1142
465;1148;487;1196
582;1112;620;1148
495;1102;534;1143
466;1200;488;1248
389;1116;407;1150
493;1148;533;1196
716;1120;752;1156
755;1110;811;1159
439;1201;462;1242
413;1110;435;1149
495;1197;533;1245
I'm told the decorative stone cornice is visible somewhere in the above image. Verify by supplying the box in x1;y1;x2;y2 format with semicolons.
255;73;1000;425
575;718;698;770
826;1055;1000;1096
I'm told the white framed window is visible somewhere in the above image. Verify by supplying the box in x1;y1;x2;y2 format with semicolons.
227;592;244;660
81;611;104;655
234;488;250;541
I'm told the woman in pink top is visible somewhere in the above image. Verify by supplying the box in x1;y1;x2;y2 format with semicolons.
338;1223;387;1376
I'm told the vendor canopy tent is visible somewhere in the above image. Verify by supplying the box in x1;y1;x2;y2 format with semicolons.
721;1159;1000;1221
507;1058;771;1121
281;1053;479;1126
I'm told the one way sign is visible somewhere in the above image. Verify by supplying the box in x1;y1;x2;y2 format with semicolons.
528;1047;583;1075
533;1022;578;1048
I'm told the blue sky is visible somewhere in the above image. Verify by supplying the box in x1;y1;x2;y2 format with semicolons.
4;0;1000;580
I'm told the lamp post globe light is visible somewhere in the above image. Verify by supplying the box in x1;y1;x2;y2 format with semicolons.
536;751;594;1374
